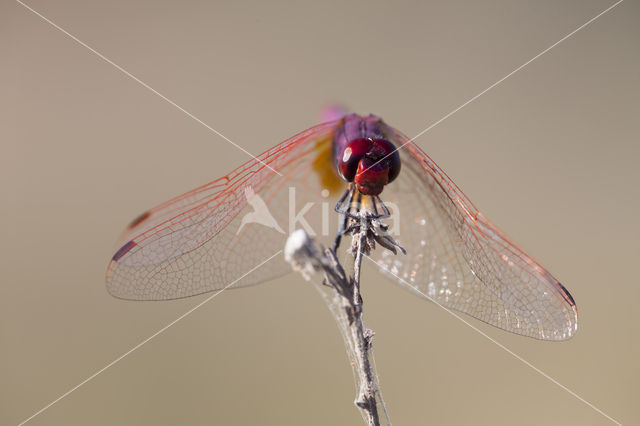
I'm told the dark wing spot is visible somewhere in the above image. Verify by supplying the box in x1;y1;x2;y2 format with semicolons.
128;211;151;229
558;282;576;306
112;240;137;261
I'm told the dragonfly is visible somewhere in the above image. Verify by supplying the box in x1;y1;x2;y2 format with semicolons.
106;113;578;341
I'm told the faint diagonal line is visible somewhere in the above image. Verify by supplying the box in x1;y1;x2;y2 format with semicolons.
15;0;283;177
18;250;283;426
363;0;624;174
364;255;622;426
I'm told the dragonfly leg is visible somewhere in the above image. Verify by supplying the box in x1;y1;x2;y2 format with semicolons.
334;186;359;218
373;195;391;218
333;187;356;251
333;188;394;251
334;187;350;212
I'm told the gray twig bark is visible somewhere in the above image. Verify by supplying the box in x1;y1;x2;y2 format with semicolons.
285;212;404;426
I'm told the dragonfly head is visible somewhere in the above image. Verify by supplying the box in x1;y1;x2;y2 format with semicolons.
337;138;401;195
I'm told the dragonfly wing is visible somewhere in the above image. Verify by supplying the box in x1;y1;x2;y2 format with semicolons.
373;128;578;340
106;120;344;300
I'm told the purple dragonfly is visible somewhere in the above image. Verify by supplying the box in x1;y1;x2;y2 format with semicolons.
106;113;578;341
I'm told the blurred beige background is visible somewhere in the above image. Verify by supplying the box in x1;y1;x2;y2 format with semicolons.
3;0;639;424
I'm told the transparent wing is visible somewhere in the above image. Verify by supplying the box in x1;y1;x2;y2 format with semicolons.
373;128;578;340
106;120;344;300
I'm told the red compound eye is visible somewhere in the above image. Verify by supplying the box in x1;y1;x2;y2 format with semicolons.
337;138;372;182
368;139;400;183
336;138;401;195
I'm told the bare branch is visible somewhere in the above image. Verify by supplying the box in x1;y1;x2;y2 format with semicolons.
285;213;404;426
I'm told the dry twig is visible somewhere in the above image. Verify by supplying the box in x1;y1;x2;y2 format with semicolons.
285;211;404;426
